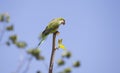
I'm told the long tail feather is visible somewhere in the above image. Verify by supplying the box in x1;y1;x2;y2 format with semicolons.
35;31;48;49
35;39;44;49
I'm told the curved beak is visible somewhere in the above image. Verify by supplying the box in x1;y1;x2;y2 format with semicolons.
62;20;65;25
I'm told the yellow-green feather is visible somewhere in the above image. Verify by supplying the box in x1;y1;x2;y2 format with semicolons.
37;18;64;48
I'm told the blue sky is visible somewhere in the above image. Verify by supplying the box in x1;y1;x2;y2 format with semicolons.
0;0;120;73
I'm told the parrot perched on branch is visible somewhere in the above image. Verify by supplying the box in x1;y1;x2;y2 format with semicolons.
36;18;65;48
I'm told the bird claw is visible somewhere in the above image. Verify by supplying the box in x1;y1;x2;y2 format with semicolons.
55;31;60;36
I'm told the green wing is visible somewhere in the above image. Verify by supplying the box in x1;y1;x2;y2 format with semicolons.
42;19;60;36
37;19;59;48
36;18;65;48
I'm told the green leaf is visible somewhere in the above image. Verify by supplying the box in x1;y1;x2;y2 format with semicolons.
0;13;10;22
63;67;71;73
73;61;80;67
57;59;65;66
6;14;10;22
62;51;71;59
0;14;4;22
9;35;17;44
0;14;2;21
15;41;27;48
58;39;66;50
27;49;40;55
58;39;62;44
27;49;44;60
6;25;14;31
37;56;44;60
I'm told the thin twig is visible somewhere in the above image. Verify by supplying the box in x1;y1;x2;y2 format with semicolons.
22;57;33;73
21;43;49;73
49;32;57;73
15;57;25;73
0;22;6;43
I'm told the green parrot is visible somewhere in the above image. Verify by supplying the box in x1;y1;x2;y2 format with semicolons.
36;18;65;48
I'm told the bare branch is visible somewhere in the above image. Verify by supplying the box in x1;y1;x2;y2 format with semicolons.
49;32;57;73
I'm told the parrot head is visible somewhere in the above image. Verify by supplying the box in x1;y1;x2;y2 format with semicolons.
57;18;65;25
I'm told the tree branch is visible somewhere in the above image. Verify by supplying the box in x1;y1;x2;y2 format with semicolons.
0;22;6;43
22;57;32;73
49;32;57;73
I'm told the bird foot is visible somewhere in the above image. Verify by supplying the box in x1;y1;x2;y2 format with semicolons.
55;31;60;36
